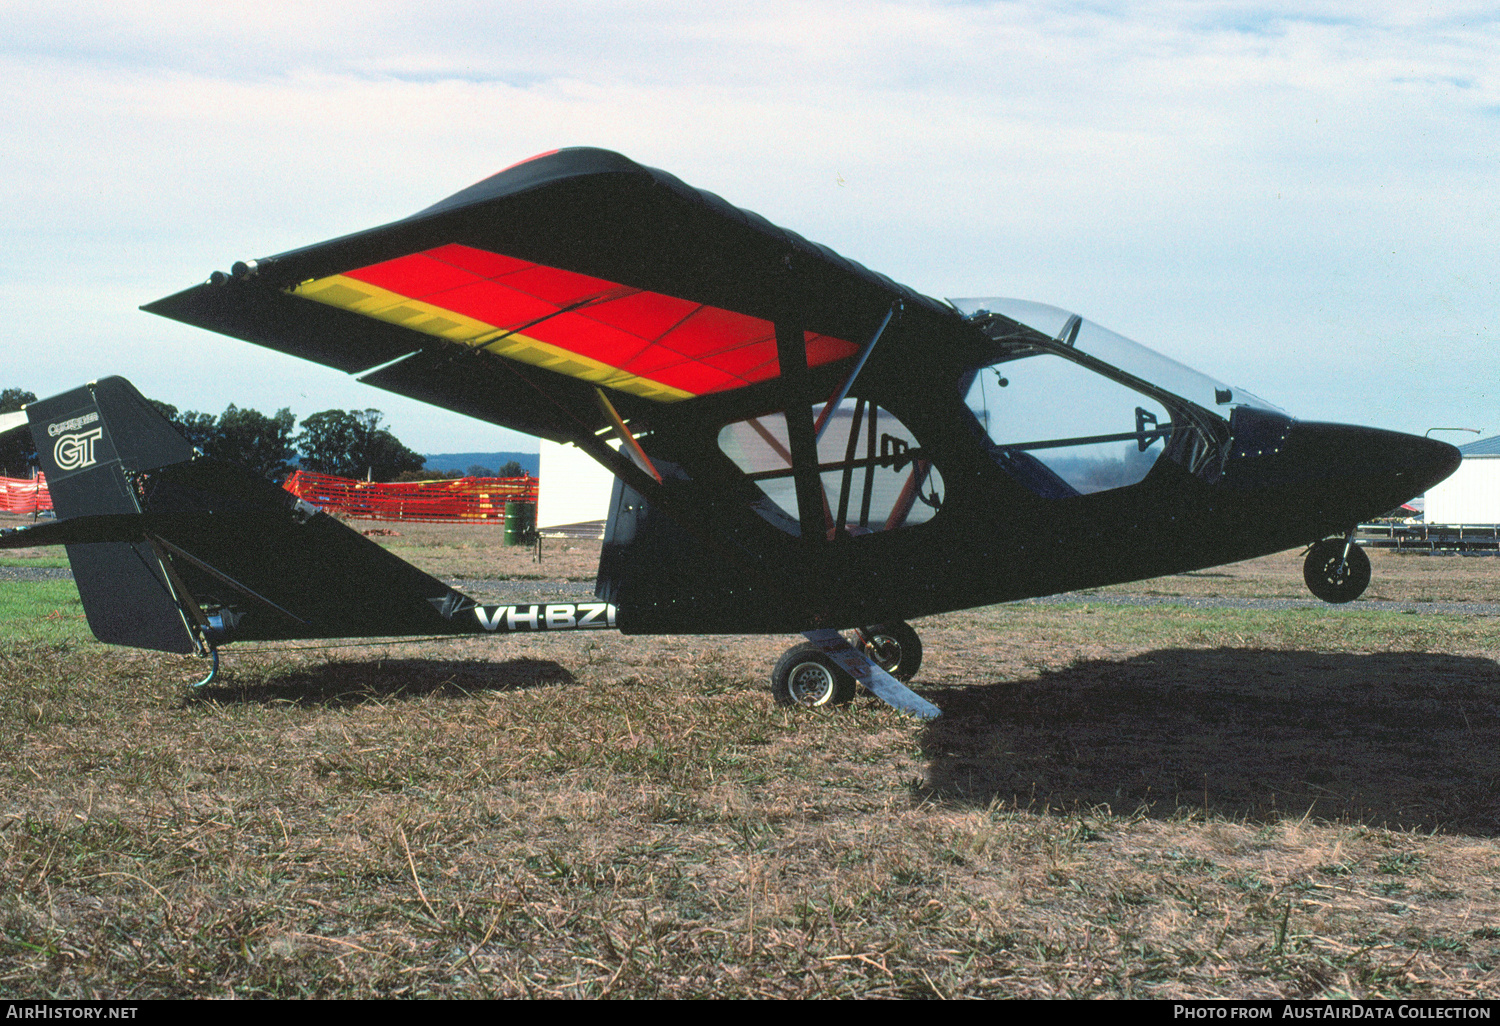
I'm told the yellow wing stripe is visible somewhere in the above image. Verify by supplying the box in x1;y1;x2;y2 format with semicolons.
290;275;694;403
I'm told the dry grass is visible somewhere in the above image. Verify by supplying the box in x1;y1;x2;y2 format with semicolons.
1;530;1499;998
365;521;601;582
1082;547;1500;604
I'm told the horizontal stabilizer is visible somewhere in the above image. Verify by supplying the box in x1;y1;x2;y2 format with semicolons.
2;514;148;548
15;377;498;651
0;410;25;437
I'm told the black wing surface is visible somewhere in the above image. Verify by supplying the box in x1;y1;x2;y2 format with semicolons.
144;147;964;444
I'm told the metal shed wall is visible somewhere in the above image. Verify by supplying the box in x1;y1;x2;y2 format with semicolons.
538;438;617;530
1424;456;1500;524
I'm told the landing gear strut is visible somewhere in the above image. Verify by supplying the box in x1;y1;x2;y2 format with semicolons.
770;620;929;712
1303;536;1371;604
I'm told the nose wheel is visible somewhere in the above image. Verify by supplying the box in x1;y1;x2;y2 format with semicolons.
1304;537;1371;603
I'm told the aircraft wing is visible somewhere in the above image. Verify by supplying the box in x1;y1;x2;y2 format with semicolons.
144;147;962;444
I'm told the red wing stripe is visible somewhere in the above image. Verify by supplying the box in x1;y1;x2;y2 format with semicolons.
306;243;860;399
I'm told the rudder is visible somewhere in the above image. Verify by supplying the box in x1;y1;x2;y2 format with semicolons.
26;378;198;652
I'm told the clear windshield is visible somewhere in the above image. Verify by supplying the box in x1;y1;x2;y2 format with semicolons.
948;298;1282;415
963;351;1174;495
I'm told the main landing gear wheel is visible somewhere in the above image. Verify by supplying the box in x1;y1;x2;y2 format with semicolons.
771;643;857;708
855;621;922;683
1303;538;1371;604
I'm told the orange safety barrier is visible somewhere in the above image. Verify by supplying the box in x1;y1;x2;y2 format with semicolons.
0;473;50;515
281;470;538;523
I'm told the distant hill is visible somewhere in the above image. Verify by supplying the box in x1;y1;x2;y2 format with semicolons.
423;451;540;476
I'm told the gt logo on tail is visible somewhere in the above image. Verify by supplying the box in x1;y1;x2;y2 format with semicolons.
53;428;104;471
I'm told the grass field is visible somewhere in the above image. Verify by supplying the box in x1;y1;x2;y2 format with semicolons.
1;526;1498;998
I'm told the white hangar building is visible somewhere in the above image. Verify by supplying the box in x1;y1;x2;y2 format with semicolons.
537;438;615;538
1424;435;1500;525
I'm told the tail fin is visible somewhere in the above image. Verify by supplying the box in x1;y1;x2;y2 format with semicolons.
17;377;476;653
26;378;199;651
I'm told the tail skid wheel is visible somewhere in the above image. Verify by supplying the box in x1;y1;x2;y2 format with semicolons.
855;621;922;682
1303;538;1371;604
771;643;857;708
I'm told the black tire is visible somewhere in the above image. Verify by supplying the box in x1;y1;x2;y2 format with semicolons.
771;643;857;708
1303;539;1371;603
857;621;922;682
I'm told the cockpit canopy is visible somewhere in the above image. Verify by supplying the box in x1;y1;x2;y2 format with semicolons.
950;298;1280;497
949;298;1279;417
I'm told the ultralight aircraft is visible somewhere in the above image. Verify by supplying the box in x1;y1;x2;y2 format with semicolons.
0;149;1462;717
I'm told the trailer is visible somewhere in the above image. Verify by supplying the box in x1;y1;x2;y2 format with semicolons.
1357;522;1500;555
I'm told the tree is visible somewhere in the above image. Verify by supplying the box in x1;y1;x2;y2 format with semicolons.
296;409;424;482
149;400;219;452
208;405;297;481
0;388;37;477
149;400;296;480
2;388;37;411
498;460;526;478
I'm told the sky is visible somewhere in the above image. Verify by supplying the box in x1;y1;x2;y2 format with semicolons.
2;2;1497;454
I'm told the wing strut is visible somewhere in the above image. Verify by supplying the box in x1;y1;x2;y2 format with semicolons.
775;318;828;543
593;388;663;484
813;302;898;443
802;629;942;718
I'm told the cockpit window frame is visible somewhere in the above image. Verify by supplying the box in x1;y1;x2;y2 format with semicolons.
716;398;945;538
964;310;1231;482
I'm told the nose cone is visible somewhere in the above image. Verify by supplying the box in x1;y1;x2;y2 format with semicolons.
1255;421;1461;524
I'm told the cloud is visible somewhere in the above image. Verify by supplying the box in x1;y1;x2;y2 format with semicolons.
2;2;1497;447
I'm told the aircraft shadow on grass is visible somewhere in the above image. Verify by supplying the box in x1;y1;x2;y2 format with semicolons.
918;648;1500;836
188;657;575;709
